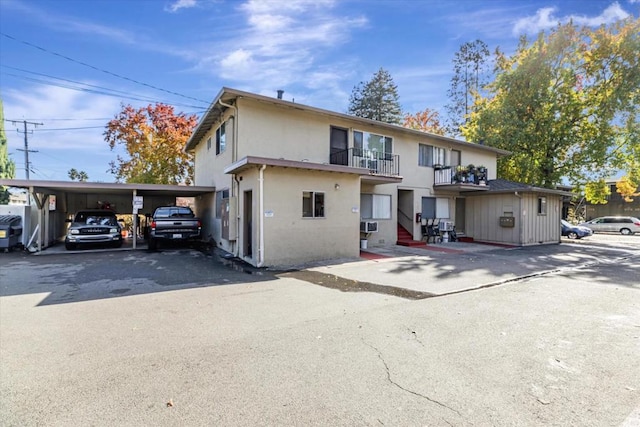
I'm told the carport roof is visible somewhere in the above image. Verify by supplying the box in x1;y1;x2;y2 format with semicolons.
0;179;216;197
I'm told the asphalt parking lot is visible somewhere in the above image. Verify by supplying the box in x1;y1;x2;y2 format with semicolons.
1;234;639;426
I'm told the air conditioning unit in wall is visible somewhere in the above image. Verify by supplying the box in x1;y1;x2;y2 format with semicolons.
439;220;454;231
360;221;379;233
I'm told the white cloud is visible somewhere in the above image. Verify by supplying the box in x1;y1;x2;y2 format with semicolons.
3;85;125;181
165;0;198;13
198;0;367;95
513;2;630;35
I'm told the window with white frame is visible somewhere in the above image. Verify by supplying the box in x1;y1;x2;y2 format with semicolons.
216;122;226;155
537;196;547;215
418;144;446;167
436;198;450;219
303;192;325;218
353;131;392;158
360;194;392;219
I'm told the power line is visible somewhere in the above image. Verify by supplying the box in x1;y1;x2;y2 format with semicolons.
32;126;105;131
1;32;211;106
10;120;42;181
1;71;206;109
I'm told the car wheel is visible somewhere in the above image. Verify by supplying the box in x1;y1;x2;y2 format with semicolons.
65;242;77;250
620;228;632;235
567;232;578;239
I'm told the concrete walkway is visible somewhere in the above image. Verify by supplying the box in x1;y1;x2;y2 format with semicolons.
306;240;636;296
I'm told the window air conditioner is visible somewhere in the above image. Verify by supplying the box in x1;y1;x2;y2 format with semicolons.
360;221;378;233
439;220;454;231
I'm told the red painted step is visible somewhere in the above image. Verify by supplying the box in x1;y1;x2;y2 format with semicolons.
396;224;426;247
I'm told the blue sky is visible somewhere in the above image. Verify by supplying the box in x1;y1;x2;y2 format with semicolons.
1;0;637;182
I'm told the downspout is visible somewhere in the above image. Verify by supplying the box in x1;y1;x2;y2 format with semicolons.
257;164;266;267
218;97;240;256
515;191;523;245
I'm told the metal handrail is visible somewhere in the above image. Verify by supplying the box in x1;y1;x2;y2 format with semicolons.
330;148;400;177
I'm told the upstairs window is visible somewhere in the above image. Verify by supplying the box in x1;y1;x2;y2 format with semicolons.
207;137;212;151
353;131;392;158
216;122;226;155
418;144;446;167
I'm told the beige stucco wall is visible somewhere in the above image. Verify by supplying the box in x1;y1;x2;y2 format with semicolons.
465;192;561;245
236;167;361;267
193;112;235;189
190;94;510;259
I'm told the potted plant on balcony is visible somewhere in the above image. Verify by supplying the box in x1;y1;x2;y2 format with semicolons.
454;165;467;183
476;165;487;185
467;164;476;184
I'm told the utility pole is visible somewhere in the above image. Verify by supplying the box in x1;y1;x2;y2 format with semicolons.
12;120;42;180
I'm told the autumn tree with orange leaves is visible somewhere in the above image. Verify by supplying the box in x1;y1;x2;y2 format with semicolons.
105;104;197;185
403;108;446;135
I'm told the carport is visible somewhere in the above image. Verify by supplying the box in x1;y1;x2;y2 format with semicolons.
0;179;215;252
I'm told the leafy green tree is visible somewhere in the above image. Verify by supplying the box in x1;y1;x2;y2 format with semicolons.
68;168;89;182
462;18;640;200
348;68;402;124
104;103;198;185
0;99;16;204
445;40;491;136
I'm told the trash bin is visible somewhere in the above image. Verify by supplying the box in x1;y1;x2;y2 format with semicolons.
0;215;23;252
360;239;368;250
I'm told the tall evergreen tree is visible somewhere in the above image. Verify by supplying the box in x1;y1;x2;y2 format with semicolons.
0;98;17;204
445;40;491;136
348;68;403;124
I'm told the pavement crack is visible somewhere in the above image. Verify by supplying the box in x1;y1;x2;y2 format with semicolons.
406;327;425;346
363;340;461;416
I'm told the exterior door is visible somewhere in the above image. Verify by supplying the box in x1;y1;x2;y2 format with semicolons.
330;126;348;165
455;197;466;233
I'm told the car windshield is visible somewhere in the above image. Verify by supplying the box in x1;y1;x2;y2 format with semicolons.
561;220;571;227
75;212;117;226
85;216;117;226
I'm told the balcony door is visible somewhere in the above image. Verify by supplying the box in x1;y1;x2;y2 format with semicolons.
330;126;348;165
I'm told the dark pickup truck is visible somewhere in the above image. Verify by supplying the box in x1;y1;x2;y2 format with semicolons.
148;206;201;250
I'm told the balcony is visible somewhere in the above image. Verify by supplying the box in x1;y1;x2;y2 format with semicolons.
330;148;400;178
434;165;490;192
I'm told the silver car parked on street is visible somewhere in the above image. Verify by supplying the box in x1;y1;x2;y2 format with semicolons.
579;216;640;235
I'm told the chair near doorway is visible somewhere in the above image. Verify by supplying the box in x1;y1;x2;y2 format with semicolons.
422;218;442;243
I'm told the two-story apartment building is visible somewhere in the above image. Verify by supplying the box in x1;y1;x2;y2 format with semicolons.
186;88;568;268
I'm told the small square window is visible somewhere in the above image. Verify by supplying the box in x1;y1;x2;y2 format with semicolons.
303;192;324;218
538;196;547;215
